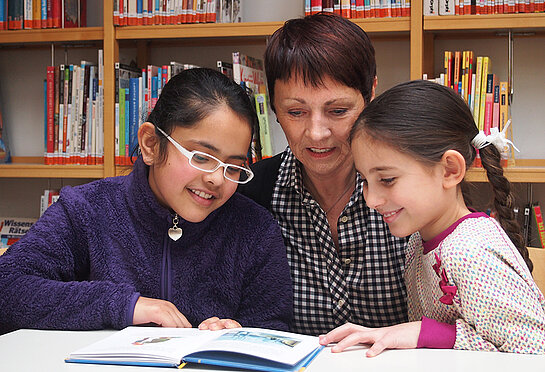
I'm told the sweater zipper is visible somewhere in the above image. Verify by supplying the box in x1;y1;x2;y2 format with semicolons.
160;215;177;301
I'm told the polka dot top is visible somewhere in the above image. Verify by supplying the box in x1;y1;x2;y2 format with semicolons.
405;212;545;353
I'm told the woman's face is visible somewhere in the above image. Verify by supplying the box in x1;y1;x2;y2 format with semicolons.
148;105;252;223
273;75;366;179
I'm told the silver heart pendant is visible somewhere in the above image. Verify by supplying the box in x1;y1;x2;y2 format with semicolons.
168;227;182;241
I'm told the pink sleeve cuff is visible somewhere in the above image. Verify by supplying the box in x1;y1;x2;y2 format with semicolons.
417;316;456;349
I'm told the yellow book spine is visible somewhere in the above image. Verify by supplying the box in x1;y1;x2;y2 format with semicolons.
462;51;468;101
478;56;490;131
473;56;483;125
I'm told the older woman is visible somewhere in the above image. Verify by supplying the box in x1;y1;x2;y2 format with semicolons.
239;12;407;335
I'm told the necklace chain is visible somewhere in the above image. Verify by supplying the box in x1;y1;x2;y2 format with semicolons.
324;183;353;215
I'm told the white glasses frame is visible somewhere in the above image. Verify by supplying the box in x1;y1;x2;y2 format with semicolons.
155;126;254;184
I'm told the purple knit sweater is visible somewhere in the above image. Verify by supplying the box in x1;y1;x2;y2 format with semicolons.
0;157;293;334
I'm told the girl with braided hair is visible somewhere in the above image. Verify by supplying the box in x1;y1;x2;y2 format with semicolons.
319;79;545;356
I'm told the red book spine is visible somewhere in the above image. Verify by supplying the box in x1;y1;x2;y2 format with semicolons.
356;0;364;17
52;0;61;27
80;0;87;26
47;0;52;27
311;0;323;14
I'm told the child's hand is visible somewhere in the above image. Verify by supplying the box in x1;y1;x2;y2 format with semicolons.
198;317;241;331
319;321;422;357
133;296;192;328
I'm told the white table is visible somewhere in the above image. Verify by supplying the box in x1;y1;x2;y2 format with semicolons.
1;329;544;372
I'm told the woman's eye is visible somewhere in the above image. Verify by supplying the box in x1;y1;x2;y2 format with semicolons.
330;108;348;116
381;178;396;185
287;110;303;117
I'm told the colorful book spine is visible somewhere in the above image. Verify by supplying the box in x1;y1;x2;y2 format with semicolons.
8;0;24;30
254;94;273;159
499;81;509;131
119;87;126;164
129;77;139;161
492;82;500;130
46;66;55;163
533;204;545;249
478;56;490;132
473;56;483;124
483;73;495;135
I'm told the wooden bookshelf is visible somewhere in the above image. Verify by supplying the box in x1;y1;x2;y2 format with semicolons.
424;13;545;31
0;27;104;44
0;157;103;178
1;1;544;188
116;17;410;41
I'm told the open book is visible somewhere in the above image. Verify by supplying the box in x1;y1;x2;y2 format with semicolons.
66;326;324;371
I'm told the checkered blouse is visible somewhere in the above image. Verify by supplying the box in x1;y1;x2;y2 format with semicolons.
271;149;408;335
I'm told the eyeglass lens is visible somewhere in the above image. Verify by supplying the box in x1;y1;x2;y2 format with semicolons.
189;153;251;183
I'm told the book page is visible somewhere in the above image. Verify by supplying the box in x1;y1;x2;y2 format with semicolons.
188;327;320;366
68;327;219;365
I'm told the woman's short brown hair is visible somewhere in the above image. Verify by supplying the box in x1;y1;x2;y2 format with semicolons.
264;12;376;110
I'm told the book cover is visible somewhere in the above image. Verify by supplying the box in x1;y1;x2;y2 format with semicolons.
0;217;37;251
66;326;324;372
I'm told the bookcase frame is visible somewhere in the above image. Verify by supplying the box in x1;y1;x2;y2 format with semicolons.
0;0;544;183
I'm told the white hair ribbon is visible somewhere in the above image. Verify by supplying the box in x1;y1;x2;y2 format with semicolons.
470;119;520;153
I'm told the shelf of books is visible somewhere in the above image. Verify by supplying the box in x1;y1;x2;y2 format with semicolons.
116;18;410;41
424;13;545;31
0;27;104;44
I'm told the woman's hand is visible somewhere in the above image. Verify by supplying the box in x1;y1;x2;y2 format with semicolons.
198;317;241;331
133;296;192;328
319;321;422;357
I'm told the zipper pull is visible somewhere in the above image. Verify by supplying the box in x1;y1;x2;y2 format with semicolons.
168;213;183;241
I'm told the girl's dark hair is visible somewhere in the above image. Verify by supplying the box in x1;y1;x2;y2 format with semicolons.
264;12;376;110
146;67;258;163
350;80;532;272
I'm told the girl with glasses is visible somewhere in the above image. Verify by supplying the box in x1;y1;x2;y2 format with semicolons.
0;68;293;334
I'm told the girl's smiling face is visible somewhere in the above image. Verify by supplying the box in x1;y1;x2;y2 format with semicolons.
147;105;252;223
351;132;456;241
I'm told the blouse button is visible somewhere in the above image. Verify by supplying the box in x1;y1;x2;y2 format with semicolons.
338;299;345;307
344;258;352;265
340;216;348;223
